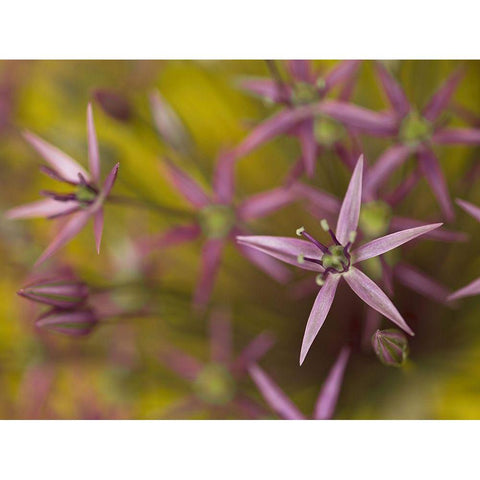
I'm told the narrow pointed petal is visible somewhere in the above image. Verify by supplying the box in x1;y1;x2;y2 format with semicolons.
324;60;361;92
448;277;480;301
297;119;317;176
364;144;412;196
300;275;341;365
238;77;284;103
213;151;236;204
5;198;75;219
193;239;225;308
390;216;467;243
287;60;313;82
158;345;203;381
35;208;96;266
417;147;455;220
23;130;90;184
380;255;394;296
394;262;451;304
233;332;275;375
362;308;382;350
433;127;480;145
162;159;210;208
237;187;296;220
353;223;442;263
384;168;421;206
423;69;464;122
344;267;414;335
139;223;201;254
456;198;480;223
101;162;120;199
374;62;410;117
291;183;341;216
209;309;232;364
234;394;267;419
313;347;350;420
236;235;324;272
249;365;305;420
284;157;305;186
87;103;100;184
93;208;104;254
336;155;363;244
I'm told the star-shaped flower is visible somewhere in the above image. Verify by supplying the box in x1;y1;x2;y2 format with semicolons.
237;156;442;364
6;103;119;265
249;346;350;419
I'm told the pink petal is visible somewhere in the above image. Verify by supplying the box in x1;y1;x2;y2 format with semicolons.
237;187;296;220
238;77;285;103
233;394;268;419
364;144;412;196
344;267;414;335
233;332;275;375
139;223;201;254
248;365;305;420
336;154;363;244
236;235;324;272
423;68;464;122
352;223;442;263
297;119;317;176
362;308;382;350
448;277;480;302
300;274;341;365
433;127;480;145
158;345;203;381
162;159;210;209
390;216;467;243
456;198;480;223
87;103;100;184
5;198;76;219
23;130;90;184
291;183;341;216
417;147;455;221
384;168;421;207
394;262;451;304
209;309;232;364
324;60;361;92
313;346;350;420
213;150;236;204
287;60;313;82
101;162;120;199
374;62;410;118
93;208;104;254
193;239;225;308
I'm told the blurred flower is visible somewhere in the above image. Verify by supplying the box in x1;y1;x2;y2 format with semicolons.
363;63;480;220
35;307;98;336
141;153;295;308
372;329;409;367
237;156;442;364
6;103;119;265
93;88;133;122
249;346;350;419
159;309;274;418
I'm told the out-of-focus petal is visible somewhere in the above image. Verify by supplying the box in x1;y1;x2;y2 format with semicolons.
456;198;480;223
353;223;442;263
213;150;236;204
286;60;313;82
344;267;414;335
362;308;382;350
248;365;305;420
417;147;455;221
291;183;341;216
313;346;350;420
324;60;361;92
100;163;120;199
433;127;480;145
236;235;324;272
5;198;76;219
23;130;90;184
193;239;225;308
394;262;451;304
336;155;363;244
158;345;204;381
162;158;210;208
209;309;232;364
423;69;464;122
87;103;100;184
233;332;275;375
139;223;201;254
448;277;480;301
237;187;296;220
374;62;410;118
300;274;341;365
93;208;104;254
238;77;284;103
389;216;467;243
297;119;317;176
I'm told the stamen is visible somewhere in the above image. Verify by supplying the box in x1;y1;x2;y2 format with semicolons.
40;191;77;202
315;274;325;286
297;254;305;264
296;226;329;253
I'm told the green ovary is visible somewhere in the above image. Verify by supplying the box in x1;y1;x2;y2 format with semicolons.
399;111;432;145
322;245;349;272
194;364;236;405
359;201;392;238
198;204;236;238
291;81;319;105
314;117;344;147
75;184;98;206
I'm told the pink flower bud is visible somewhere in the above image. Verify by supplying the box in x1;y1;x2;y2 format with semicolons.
372;329;409;367
35;308;98;336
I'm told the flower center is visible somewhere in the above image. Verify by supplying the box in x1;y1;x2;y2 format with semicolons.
313;117;345;147
194;363;236;405
290;81;320;105
399;111;432;145
359;201;392;238
75;184;99;207
198;204;236;239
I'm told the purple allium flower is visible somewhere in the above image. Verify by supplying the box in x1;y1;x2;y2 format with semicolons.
448;199;480;301
249;346;350;419
362;63;480;220
35;307;98;336
372;329;409;367
17;275;89;309
141;153;295;308
237;156;442;364
159;309;274;418
5;103;119;265
236;60;362;177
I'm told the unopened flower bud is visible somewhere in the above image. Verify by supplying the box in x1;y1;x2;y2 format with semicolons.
17;278;89;309
35;308;98;336
372;329;409;367
93;89;133;122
